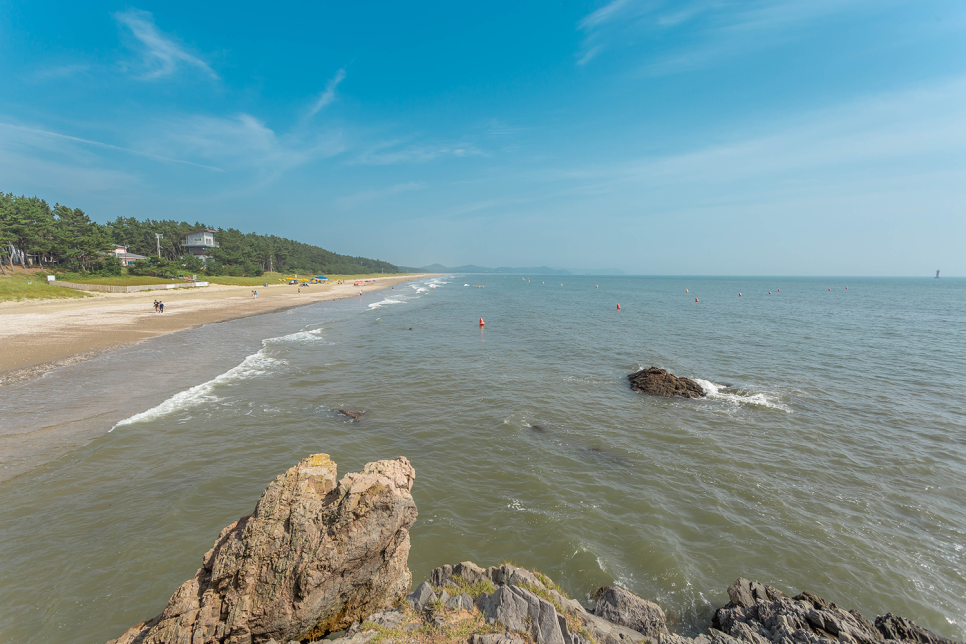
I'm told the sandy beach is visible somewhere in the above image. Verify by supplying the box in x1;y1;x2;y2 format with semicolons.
0;275;426;385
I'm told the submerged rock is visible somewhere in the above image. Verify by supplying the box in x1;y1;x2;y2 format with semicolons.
627;367;705;398
106;454;417;644
337;408;367;421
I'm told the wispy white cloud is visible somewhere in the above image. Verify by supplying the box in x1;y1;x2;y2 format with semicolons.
114;9;217;80
336;181;427;209
308;69;347;117
0;122;223;171
33;63;92;80
576;0;876;73
144;113;345;184
353;138;484;165
534;75;966;213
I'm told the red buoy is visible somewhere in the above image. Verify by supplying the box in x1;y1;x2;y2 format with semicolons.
845;287;848;290
739;293;742;297
479;318;485;326
829;288;831;291
616;303;621;310
768;291;772;295
777;289;780;292
695;298;699;302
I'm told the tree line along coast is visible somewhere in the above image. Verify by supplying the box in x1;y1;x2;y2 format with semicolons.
0;191;400;278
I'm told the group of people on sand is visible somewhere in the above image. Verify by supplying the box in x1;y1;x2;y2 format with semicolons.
251;290;259;299
152;300;164;313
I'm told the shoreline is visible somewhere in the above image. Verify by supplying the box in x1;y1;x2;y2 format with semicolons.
0;274;431;387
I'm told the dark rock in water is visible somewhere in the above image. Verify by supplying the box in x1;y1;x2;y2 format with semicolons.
106;455;417;644
627;367;705;398
586;447;632;467
709;578;962;644
337;408;366;420
592;586;669;638
531;424;549;433
876;614;960;644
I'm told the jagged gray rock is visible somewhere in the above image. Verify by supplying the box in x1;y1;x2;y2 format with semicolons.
406;581;437;611
106;455;417;644
708;579;962;644
876;614;959;644
477;585;568;644
593;586;670;638
470;634;527;644
447;592;475;611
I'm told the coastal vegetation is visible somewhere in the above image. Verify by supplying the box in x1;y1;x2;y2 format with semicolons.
0;191;400;278
0;270;90;302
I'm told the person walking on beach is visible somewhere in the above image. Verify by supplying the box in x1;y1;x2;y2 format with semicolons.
153;300;159;312
254;290;258;298
158;301;164;313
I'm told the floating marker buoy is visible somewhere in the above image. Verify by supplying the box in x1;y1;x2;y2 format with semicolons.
845;287;848;290
768;292;772;295
829;288;831;291
596;285;598;288
739;293;742;297
479;318;485;326
695;298;699;302
777;289;780;292
686;289;689;293
617;303;621;310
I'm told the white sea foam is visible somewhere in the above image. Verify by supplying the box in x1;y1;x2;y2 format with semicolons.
263;328;325;344
367;298;405;310
464;284;470;286
694;379;789;411
112;348;284;429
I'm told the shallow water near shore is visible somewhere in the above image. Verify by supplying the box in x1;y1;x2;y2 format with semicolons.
1;275;964;643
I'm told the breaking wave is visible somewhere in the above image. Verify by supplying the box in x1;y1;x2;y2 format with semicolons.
693;379;790;412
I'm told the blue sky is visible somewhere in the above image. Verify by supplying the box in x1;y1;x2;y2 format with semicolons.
1;0;964;275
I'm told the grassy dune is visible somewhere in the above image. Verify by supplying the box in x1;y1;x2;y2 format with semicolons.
0;271;90;302
207;273;419;286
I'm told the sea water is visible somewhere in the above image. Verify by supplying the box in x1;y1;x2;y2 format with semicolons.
0;275;964;643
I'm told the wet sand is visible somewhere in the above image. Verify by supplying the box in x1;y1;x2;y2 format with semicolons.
0;276;425;385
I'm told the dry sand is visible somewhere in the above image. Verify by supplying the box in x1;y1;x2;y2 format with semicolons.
0;275;425;385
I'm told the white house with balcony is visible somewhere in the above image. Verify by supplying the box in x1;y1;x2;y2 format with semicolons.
180;229;220;260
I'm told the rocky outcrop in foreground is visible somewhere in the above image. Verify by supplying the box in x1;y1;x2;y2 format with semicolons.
107;455;417;644
106;455;961;644
321;565;959;644
628;367;705;398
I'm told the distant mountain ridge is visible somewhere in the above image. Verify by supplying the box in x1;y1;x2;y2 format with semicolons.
408;263;625;275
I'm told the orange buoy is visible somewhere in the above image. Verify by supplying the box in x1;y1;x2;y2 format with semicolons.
616;303;621;310
479;318;485;326
686;289;689;293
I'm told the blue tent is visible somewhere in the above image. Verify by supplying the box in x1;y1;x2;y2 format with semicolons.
315;276;327;280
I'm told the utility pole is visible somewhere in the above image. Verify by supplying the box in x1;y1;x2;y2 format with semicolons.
156;233;163;258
